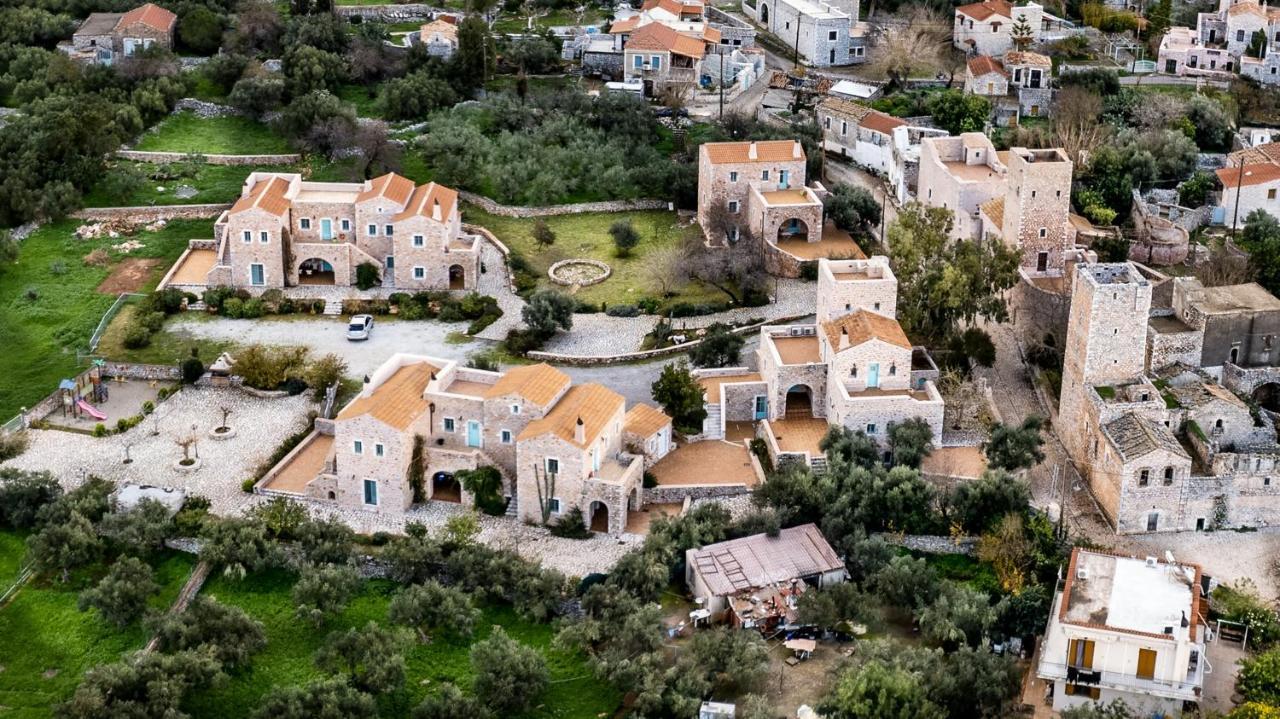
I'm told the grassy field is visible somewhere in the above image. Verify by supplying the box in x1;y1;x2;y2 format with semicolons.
0;546;196;718
83;162;297;208
96;305;235;366
0;219;204;420
187;569;621;719
335;84;384;119
0;530;26;589
135;112;292;155
463;206;724;307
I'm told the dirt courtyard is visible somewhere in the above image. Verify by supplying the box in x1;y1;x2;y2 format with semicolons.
758;639;845;715
97;257;163;294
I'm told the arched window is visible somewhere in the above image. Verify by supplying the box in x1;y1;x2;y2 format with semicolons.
888;363;897;376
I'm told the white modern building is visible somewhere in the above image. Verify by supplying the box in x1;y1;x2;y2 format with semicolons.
741;0;867;66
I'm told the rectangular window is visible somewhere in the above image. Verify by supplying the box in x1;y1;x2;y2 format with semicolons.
651;55;661;69
300;218;311;230
1270;189;1278;200
866;423;876;434
634;55;643;68
511;404;521;414
250;264;264;286
413;235;424;247
363;479;378;505
259;231;269;244
1068;638;1096;669
841;121;847;135
242;230;252;243
341;219;351;231
385;224;394;236
501;429;513;444
548;497;562;513
728;200;739;213
353;440;364;455
374;443;384;457
729;171;738;182
761;170;770;181
546;457;560;475
443;417;455;432
367;224;377;236
824;117;831;129
828;30;837;40
1139;469;1149;487
413;266;425;279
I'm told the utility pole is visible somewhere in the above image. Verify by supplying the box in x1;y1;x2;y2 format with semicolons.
1231;158;1246;235
719;46;725;119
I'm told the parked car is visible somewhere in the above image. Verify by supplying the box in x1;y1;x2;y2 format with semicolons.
346;314;374;341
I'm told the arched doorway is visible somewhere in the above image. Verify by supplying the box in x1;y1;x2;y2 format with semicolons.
776;218;810;244
784;385;812;417
448;264;465;290
760;3;769;23
431;471;460;503
298;258;335;285
1254;382;1280;413
589;501;609;533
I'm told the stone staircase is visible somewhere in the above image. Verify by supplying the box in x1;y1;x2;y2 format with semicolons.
505;497;519;518
705;403;723;440
322;298;344;316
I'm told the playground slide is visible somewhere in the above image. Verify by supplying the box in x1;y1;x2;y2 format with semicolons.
77;399;107;420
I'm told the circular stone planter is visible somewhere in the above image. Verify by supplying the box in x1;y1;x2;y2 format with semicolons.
173;458;202;473
548;259;611;287
208;426;237;440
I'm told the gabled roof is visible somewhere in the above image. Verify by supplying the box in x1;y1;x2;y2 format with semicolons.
817;98;906;135
357;172;416;206
518;383;625;448
956;0;1011;20
337;361;437;430
642;0;704;16
821;309;911;351
625;22;707;58
1216;162;1280;189
1102;413;1189;463
687;524;844;597
967;54;1008;77
484;363;570;406
420;19;458;41
609;15;642;32
229;176;291;217
392;182;458;223
118;3;177;32
702;140;804;164
1004;50;1051;67
75;12;123;37
980;196;1005;230
625;403;671;438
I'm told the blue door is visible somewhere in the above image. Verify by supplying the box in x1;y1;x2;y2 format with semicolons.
779;170;790;188
466;420;481;448
868;362;880;388
320;219;333;240
250;264;264;286
753;395;768;420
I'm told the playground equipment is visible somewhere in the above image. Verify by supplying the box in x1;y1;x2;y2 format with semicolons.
77;399;106;420
57;361;109;420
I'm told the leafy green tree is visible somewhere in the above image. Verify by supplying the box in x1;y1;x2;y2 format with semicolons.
275;90;356;155
229;75;285;119
58;650;221;719
380;71;458;121
824;183;882;236
99;499;173;557
454;15;495;89
412;683;491;719
751;463;835;526
995;582;1051;639
78;556;158;627
389;581;480;642
383;530;444;584
1240;210;1280;296
1146;0;1172;44
532;219;556;249
297;515;354;566
283;45;347;96
1011;12;1035;50
821;425;881;472
150;596;266;669
610;219;641;257
0;468;62;529
200;516;277;580
471;626;550;715
945;469;1030;534
886;418;933;468
823;659;945;719
925;646;1022;718
927;90;991;134
458;466;505;515
521;289;575;339
872;555;940;609
1238;647;1280;705
178;6;224;54
355;262;381;290
38;476;114;525
984;416;1046;471
1178;171;1214;208
27;511;99;583
253;679;376;719
1186;95;1234;152
689;323;745;368
293;563;361;627
918;583;997;648
651;361;707;435
316;621;409;693
798;581;874;628
831;465;937;534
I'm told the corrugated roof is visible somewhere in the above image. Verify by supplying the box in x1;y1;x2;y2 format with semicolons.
518;383;624;448
1217;162;1280;189
625;403;671;438
980;196;1005;230
336;361;437;430
356;172;416;206
956;0;1011;20
822;309;911;351
967;54;1008;77
687;524;844;597
1102;412;1189;463
702;140;803;164
392;182;458;223
625;22;706;58
118;3;176;31
485;363;570;406
230;176;291;217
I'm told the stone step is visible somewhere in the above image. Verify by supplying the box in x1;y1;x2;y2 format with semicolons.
322;298;344;316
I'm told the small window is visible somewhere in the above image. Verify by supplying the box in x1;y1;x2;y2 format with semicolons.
413;235;424;247
548;497;562;513
823;117;831;129
546;457;560;475
353;440;364;455
242;230;252;243
511;404;521;415
501;429;513;444
1266;477;1272;486
341;219;351;231
651;55;661;70
729;171;738;182
300;218;311;230
866;423;876;434
363;479;378;505
1138;469;1149;487
375;443;384;457
728;200;740;213
873;302;881;310
1039;228;1047;238
762;170;770;181
367;224;377;236
443;418;455;432
634;55;643;68
1270;189;1278;200
385;224;394;236
889;363;897;376
1031;190;1037;198
413;267;425;279
1164;467;1175;485
828;30;837;40
259;231;269;244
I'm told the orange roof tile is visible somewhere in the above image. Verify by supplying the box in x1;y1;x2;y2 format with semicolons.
625;403;672;438
703;25;722;43
1228;142;1280;166
859;110;906;135
484;363;570;406
420;19;458;41
609;15;641;32
230;176;291;217
642;0;704;16
822;309;911;351
337;361;437;430
967;54;1008;77
702;140;804;164
118;3;176;31
626;22;706;58
980;196;1005;230
392;182;459;223
956;0;1011;20
357;172;416;206
818;98;903;135
1217;162;1280;189
518;383;625;448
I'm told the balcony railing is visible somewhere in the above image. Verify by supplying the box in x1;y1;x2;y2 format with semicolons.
667;66;697;83
1037;657;1204;700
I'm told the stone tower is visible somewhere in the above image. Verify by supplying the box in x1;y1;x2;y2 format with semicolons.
1003;147;1074;276
1058;263;1153;462
815;256;897;324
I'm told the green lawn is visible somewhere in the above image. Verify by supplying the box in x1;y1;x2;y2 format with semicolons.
96;305;235;367
83;162;297;208
492;8;604;32
135;112;292;155
187;570;621;719
0;219;204;420
0;550;197;718
0;530;27;591
463;206;724;308
335;84;384;119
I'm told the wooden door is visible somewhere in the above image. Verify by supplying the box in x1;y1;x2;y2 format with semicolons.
1137;648;1157;680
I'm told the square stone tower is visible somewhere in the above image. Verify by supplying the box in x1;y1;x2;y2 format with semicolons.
816;256;896;324
1002;147;1074;276
1058;263;1153;461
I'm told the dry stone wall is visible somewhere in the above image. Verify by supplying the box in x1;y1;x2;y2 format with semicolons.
72;204;231;221
117;150;302;166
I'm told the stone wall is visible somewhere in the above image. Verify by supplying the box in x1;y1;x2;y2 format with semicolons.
706;6;757;47
874;533;978;555
72;204;231;221
1010;271;1073;349
643;482;753;504
335;4;440;21
526;314;809;364
117;150;302;166
103;362;181;381
457;190;668;218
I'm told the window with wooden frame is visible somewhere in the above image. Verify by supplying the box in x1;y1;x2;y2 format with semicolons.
1067;638;1095;669
1136;648;1157;680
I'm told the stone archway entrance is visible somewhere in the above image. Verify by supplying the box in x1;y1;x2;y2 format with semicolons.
589;501;609;533
298;258;336;285
784;385;812;417
760;3;769;23
776;218;810;244
448;264;465;290
1255;382;1280;413
431;471;461;503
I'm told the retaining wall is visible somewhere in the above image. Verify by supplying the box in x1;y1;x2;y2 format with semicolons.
116;150;302;166
526;313;809;365
643;483;753;504
874;533;979;555
458;191;670;217
72;204;232;221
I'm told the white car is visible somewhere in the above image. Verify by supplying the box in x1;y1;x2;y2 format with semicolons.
346;314;374;341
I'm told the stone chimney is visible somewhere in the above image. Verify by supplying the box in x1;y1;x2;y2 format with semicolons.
793;141;802;159
574;417;586;444
431;198;442;222
747;142;757;160
839;326;849;351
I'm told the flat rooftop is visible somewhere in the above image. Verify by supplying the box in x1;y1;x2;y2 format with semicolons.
1064;550;1198;641
1196;283;1280;314
760;188;819;206
261;433;332;494
942;160;1004;183
441;379;491;398
698;372;763;404
769;416;827;455
771;335;822;364
166;248;217;286
1084;263;1145;286
775;222;866;261
649;440;759;487
294;188;359;204
1150;315;1196;334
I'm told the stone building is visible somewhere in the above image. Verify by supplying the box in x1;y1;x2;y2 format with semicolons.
1166;278;1280;375
983;147;1075;276
963;51;1053;126
1158;0;1280;85
953;0;1043;57
64;3;176;65
888;125;951;204
417;18;458;58
740;0;866;66
917;133;1008;240
623;22;720;96
1216;160;1280;227
816;97;907;176
164;171;481;295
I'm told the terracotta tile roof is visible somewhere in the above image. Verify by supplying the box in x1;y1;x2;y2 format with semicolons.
822;309;911;351
702;140;804;164
626;22;706;58
1004;51;1051;67
703;25;722;43
1216;162;1280;189
817;98;904;135
357;172;416;206
967;54;1008;77
392;182;459;223
337;361;437;430
609;15;641;32
642;0;704;16
118;3;176;32
625;403;671;437
420;19;458;41
1228;142;1280;167
230;176;291;217
859;110;906;135
1228;1;1266;16
484;363;570;406
980;196;1005;230
956;0;1011;19
518;383;624;448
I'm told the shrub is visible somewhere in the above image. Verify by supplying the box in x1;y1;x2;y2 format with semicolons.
241;298;265;319
609;220;641;257
1238;648;1280;704
305;354;348;400
549;507;591;539
222;297;244;319
504;328;545;355
0;431;29;461
355;262;381;290
93;423;109;437
605;304;641;317
458;466;505;515
141;400;155;415
181;358;205;384
122;323;153;349
242;478;256;493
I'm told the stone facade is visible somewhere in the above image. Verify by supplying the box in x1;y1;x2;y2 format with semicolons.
917;133;1008;240
952;0;1043;56
742;0;865;66
888;125;950;204
816;256;895;323
1002;147;1075;276
816;98;906;176
67;3;176;65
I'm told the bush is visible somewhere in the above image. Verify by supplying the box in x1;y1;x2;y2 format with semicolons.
1238;648;1280;704
122;323;153;349
355;262;381;290
242;478;256;493
0;431;29;461
458;466;505;516
605;304;641;317
548;507;591;539
181;358;204;384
